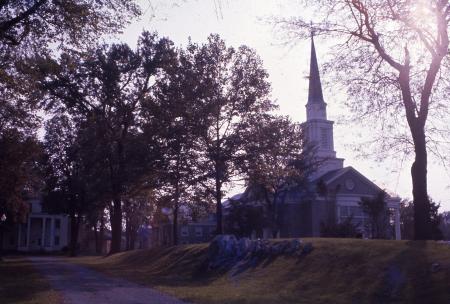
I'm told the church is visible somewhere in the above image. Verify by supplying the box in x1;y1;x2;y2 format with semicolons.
231;36;401;240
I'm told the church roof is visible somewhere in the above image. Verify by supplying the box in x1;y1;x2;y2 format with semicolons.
314;166;384;194
307;35;325;104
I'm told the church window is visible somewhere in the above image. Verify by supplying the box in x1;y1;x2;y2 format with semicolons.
320;128;328;149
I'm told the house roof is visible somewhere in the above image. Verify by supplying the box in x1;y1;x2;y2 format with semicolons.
222;192;246;209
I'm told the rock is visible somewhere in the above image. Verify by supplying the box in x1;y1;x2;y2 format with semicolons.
270;241;286;255
431;262;441;273
208;234;238;269
236;237;251;258
269;242;284;256
252;239;269;258
248;239;257;254
290;239;303;251
282;239;300;254
301;242;314;255
208;235;310;269
437;241;450;246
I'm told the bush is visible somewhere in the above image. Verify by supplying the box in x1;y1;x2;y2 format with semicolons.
320;216;361;238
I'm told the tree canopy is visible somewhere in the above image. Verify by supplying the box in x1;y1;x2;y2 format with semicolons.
185;34;275;233
0;0;141;224
35;32;176;253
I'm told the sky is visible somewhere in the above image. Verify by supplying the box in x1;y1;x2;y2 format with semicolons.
117;0;450;210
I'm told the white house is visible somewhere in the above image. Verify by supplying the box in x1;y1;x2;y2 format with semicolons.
1;198;70;252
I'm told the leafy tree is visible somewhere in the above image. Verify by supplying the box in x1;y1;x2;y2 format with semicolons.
224;198;266;238
0;129;41;222
35;32;175;253
317;181;341;237
41;114;96;256
141;46;205;245
276;0;450;240
359;191;391;239
84;205;108;254
401;198;443;240
320;216;361;238
185;34;275;234
440;211;450;240
0;61;41;221
0;0;139;51
0;130;40;259
240;115;315;237
123;193;154;250
0;1;140;126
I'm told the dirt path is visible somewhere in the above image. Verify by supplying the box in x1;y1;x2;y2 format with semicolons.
28;256;188;304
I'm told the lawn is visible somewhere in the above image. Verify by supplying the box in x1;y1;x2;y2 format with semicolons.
72;238;450;304
0;257;61;304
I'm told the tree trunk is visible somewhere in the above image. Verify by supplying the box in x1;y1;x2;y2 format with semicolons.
109;130;127;254
125;216;131;251
0;229;3;261
173;201;179;246
129;222;136;250
411;125;431;240
215;179;222;235
99;215;105;254
398;53;435;240
173;180;180;246
214;119;223;235
93;224;98;254
110;197;122;254
269;189;278;239
69;213;80;257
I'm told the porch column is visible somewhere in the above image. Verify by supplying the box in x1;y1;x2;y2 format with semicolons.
18;223;22;249
26;216;31;250
41;217;46;249
395;207;401;240
50;218;55;248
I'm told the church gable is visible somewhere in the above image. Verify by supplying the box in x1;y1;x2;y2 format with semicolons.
319;167;382;196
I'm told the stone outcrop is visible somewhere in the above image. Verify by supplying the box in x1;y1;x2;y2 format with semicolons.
208;235;314;270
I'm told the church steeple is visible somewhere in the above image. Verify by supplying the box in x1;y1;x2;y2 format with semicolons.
302;32;344;179
305;34;327;121
308;34;325;105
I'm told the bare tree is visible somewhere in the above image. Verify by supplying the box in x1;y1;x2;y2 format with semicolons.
275;0;450;240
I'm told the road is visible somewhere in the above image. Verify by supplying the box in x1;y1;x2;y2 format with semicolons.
29;256;187;304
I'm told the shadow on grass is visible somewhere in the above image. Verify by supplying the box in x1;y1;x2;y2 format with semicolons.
372;240;450;304
91;243;289;289
0;257;57;304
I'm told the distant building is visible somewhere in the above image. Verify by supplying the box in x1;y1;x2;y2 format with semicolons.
152;214;216;246
1;197;70;252
227;35;401;240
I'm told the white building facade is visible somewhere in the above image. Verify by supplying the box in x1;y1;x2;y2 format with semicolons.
1;198;70;252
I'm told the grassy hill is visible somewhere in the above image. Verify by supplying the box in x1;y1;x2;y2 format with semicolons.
75;238;450;304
